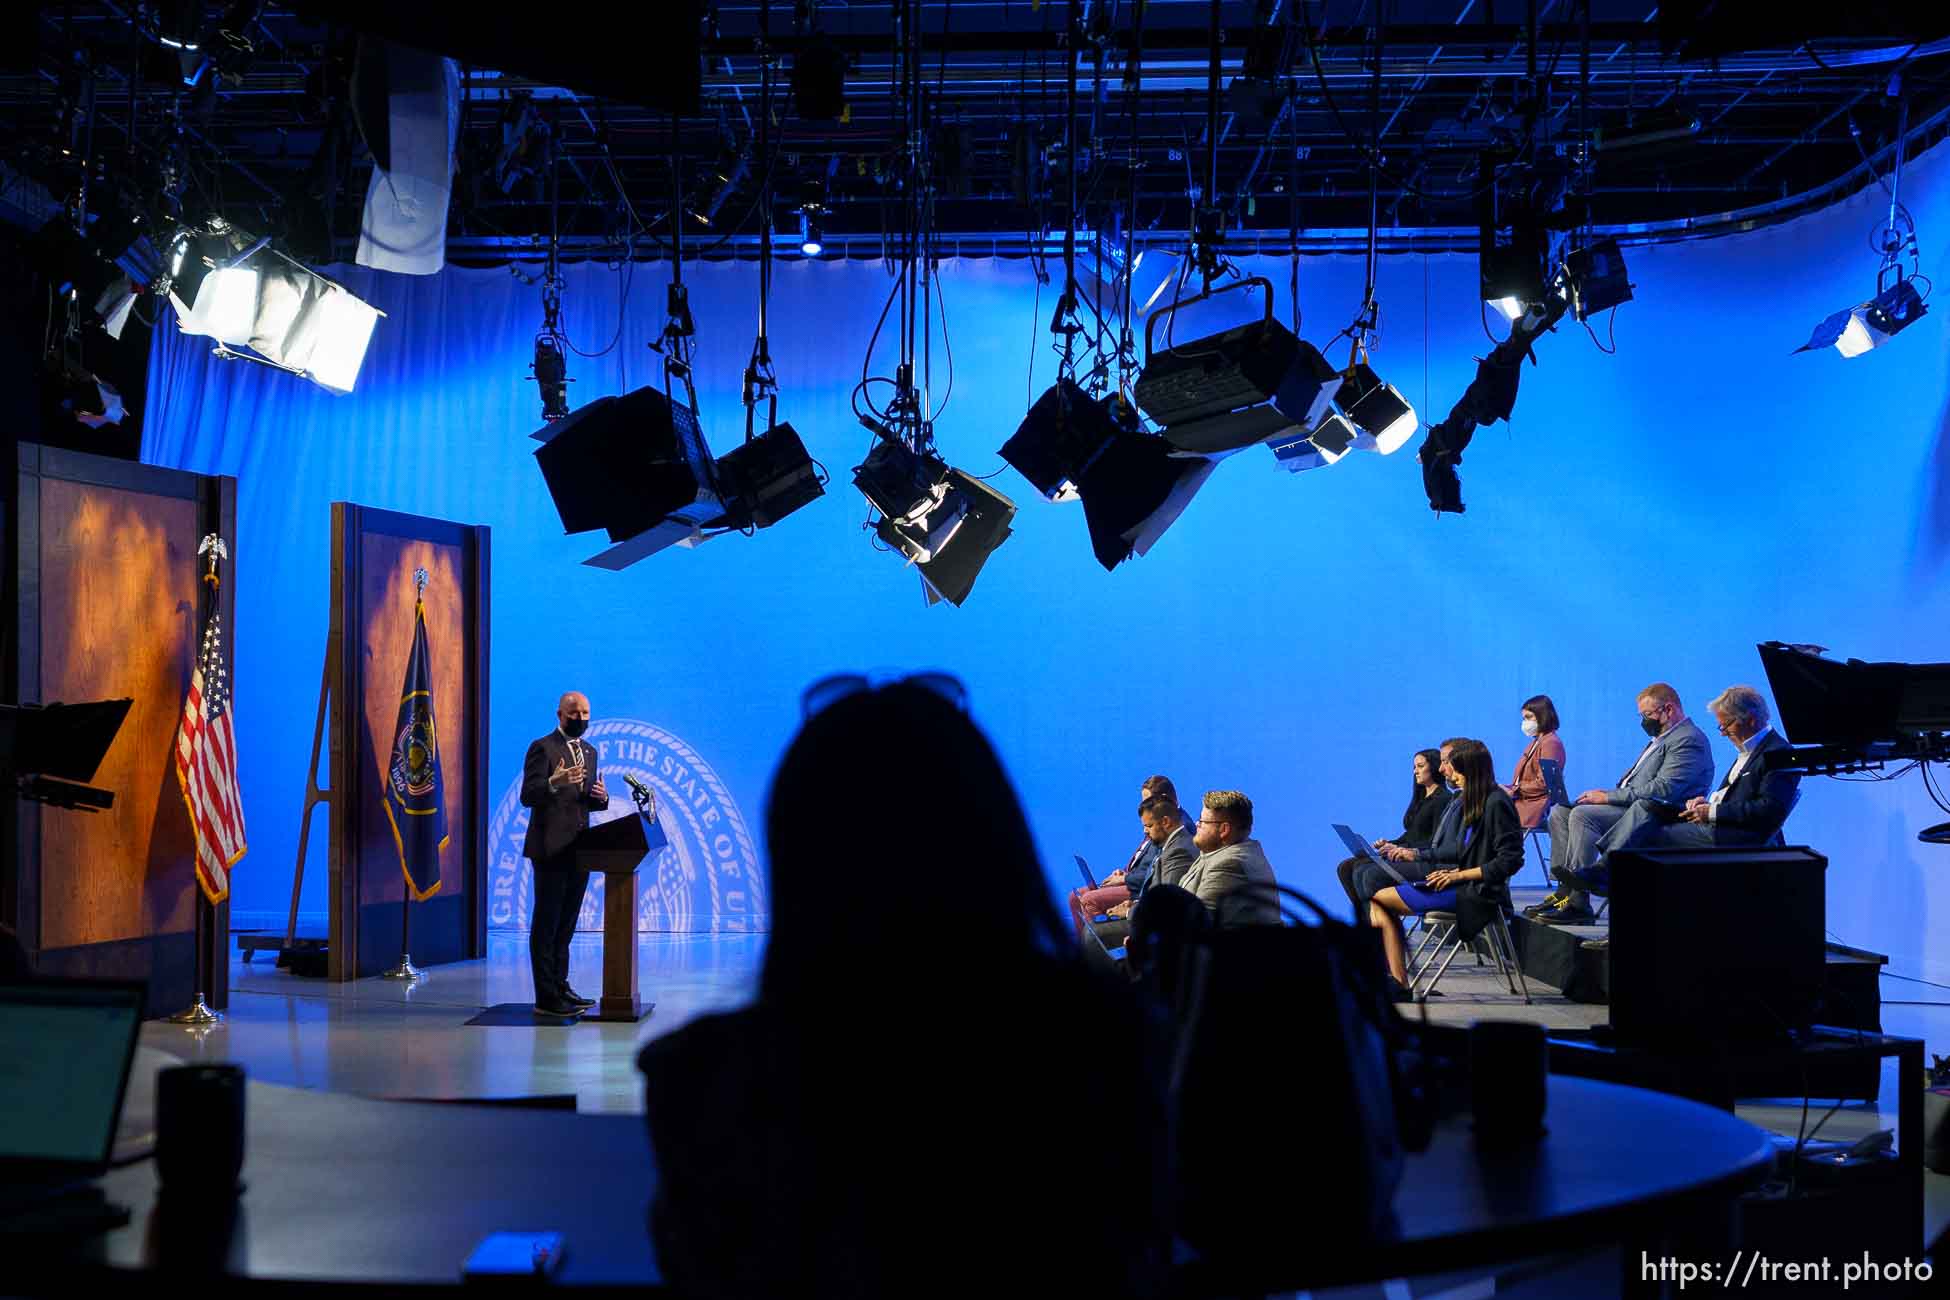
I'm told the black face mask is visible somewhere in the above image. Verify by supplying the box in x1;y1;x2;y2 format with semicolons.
561;717;589;739
1639;715;1664;738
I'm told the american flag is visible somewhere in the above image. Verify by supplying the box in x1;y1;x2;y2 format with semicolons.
175;602;247;904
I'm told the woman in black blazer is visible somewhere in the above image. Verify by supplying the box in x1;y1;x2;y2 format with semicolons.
1368;739;1523;995
1334;748;1451;918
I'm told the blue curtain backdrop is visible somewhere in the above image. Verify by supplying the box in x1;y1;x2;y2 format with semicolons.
145;142;1950;980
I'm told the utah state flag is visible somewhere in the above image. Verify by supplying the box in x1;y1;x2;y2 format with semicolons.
383;589;448;900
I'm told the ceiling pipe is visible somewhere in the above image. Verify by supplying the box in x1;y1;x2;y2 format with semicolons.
426;94;1950;261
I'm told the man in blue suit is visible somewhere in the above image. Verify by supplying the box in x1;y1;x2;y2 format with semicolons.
1535;682;1713;924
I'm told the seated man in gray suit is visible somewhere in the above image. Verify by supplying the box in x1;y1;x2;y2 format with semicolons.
1535;682;1713;924
1179;790;1281;928
1579;685;1801;952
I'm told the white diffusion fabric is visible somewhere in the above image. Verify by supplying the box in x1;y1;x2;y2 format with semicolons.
356;49;460;278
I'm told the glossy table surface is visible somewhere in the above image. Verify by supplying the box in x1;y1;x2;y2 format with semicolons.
75;1075;658;1287
37;1062;1774;1290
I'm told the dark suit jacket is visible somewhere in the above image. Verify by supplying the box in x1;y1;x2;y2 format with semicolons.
1150;824;1198;891
1708;729;1800;840
1454;788;1525;940
1121;836;1163;895
1129;823;1198;910
521;730;609;866
1414;797;1466;867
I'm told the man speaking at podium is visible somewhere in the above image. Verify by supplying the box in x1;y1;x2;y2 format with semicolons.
521;691;608;1017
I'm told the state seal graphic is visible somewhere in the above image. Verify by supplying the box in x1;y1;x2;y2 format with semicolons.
389;713;439;800
487;719;766;934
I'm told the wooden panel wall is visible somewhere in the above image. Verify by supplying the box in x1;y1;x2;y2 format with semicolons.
9;445;235;1013
37;479;200;949
326;504;489;981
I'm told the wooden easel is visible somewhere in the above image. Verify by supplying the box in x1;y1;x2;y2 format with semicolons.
236;643;334;973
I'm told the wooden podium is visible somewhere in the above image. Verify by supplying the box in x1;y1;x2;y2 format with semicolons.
567;808;665;1022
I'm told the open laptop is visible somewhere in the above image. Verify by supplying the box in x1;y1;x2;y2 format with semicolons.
1331;824;1405;884
0;980;147;1191
1073;854;1098;890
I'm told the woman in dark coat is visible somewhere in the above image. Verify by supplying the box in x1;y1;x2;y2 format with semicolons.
1366;739;1523;995
1334;748;1452;919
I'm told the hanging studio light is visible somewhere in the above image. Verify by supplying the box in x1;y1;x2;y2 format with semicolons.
1480;239;1548;323
909;470;1016;608
1003;380;1215;570
173;262;260;345
1268;412;1355;473
713;422;825;530
166;225;383;393
854;435;1014;606
532;384;723;569
1561;237;1634;320
1256;360;1417;471
856;438;970;562
1133;292;1341;457
1479;189;1549;323
1334;362;1418;454
1796;276;1928;359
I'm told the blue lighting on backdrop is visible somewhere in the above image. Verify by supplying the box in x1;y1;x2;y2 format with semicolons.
144;144;1950;981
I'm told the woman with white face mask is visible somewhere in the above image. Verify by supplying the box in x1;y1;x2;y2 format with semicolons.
1503;693;1566;829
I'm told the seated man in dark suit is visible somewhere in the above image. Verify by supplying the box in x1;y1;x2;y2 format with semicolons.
1087;795;1199;965
1579;684;1801;953
1068;775;1177;940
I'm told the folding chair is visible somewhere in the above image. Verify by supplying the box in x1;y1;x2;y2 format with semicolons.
1406;909;1486;978
1530;756;1570;887
1525;827;1552;887
1407;906;1532;1005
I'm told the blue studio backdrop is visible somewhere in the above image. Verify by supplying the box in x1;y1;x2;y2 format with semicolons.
145;142;1950;981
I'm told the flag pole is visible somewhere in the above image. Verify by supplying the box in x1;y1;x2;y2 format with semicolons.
382;566;430;983
165;533;231;1026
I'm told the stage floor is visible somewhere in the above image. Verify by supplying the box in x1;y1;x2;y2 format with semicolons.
148;919;1947;1108
152;931;766;1113
135;920;1948;1258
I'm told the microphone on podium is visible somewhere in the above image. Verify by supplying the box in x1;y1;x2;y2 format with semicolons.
622;772;657;814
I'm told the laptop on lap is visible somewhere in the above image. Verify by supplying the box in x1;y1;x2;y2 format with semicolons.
1073;854;1098;890
1331;823;1405;884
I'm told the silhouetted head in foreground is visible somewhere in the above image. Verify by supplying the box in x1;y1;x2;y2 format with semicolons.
760;680;1068;1003
640;680;1170;1298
